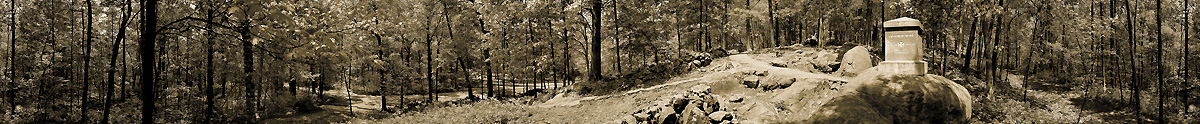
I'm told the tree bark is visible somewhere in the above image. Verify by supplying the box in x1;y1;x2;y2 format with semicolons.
615;1;621;74
81;0;93;122
1184;0;1191;112
202;0;216;122
240;12;257;122
590;0;602;81
425;11;436;103
1155;0;1165;121
964;17;978;75
374;32;391;112
103;0;131;123
6;0;15;112
139;0;158;123
486;50;494;98
768;0;777;47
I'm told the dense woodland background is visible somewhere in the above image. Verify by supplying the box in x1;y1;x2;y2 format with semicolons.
0;0;1197;123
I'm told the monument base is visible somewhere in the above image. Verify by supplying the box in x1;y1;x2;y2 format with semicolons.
879;61;927;75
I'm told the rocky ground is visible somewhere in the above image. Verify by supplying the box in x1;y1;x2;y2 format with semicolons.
341;44;977;124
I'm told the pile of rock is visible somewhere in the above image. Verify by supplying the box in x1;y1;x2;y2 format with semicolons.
802;50;841;73
621;85;736;124
779;50;841;73
740;70;796;91
689;53;714;68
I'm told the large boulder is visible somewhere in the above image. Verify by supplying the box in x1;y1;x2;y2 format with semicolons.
838;46;874;77
679;101;712;124
809;67;973;123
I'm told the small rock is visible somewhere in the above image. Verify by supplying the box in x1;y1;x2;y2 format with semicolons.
646;106;661;115
709;111;733;121
729;96;744;103
755;71;769;76
633;113;651;121
621;115;638;124
742;76;761;88
770;62;788;67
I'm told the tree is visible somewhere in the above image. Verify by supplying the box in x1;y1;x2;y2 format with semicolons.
375;31;391;112
239;2;258;121
81;0;94;122
425;4;436;103
615;0;622;74
202;0;216;122
1154;0;1164;121
590;0;602;81
768;0;776;47
7;0;16;114
139;0;158;123
104;0;133;123
1123;0;1140;120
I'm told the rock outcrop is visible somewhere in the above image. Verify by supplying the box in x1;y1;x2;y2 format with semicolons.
739;70;796;91
624;85;737;124
809;67;972;123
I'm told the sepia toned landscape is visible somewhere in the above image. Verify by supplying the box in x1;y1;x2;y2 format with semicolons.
0;0;1198;123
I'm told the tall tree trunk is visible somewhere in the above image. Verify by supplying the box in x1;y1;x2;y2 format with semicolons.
562;28;571;86
345;51;354;117
374;32;391;112
6;0;15;112
614;1;621;74
81;0;93;122
459;57;470;98
241;15;257;122
768;0;777;47
990;13;1000;101
964;17;978;75
425;12;435;103
202;0;216;122
103;0;131;123
590;0;602;81
486;50;494;98
1155;0;1165;121
139;0;158;123
1124;0;1141;119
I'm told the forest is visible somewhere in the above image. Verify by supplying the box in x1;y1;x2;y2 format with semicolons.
0;0;1197;123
